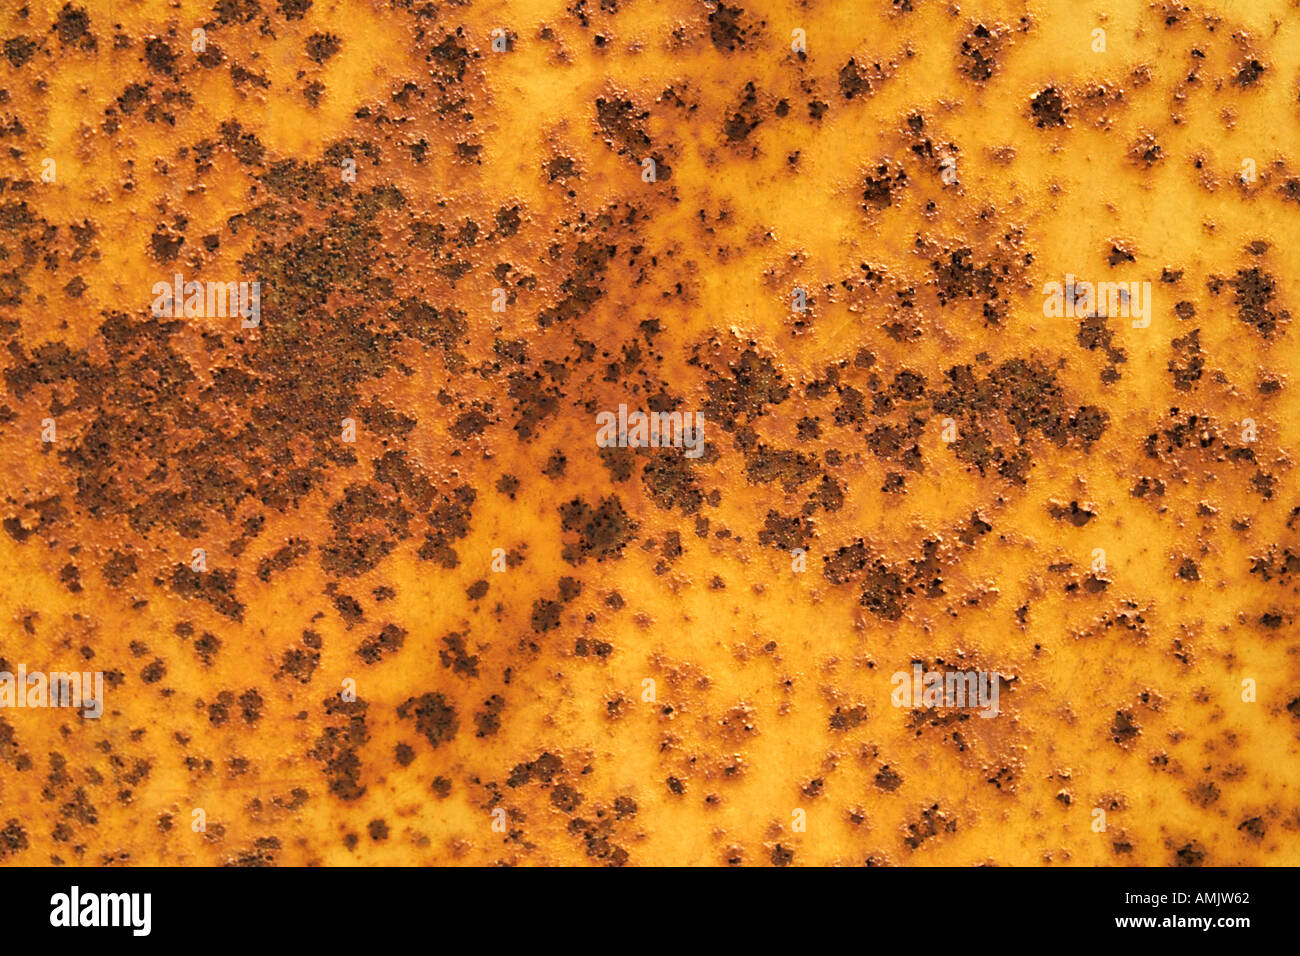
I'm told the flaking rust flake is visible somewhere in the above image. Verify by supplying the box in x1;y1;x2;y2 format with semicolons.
0;0;1296;866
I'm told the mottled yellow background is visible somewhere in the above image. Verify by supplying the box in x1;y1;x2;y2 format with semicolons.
0;0;1295;865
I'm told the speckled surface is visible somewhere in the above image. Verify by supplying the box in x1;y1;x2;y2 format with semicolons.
0;0;1296;865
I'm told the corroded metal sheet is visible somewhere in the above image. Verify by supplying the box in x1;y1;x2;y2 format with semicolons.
0;0;1296;866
